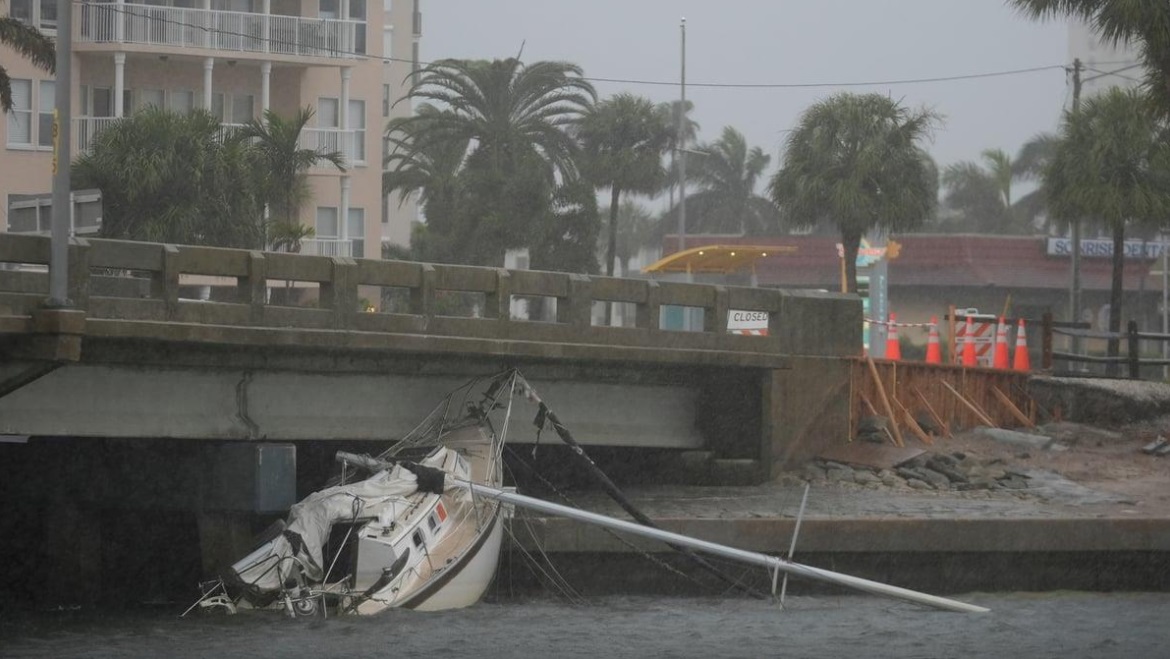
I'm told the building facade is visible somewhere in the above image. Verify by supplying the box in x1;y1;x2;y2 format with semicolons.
2;0;420;257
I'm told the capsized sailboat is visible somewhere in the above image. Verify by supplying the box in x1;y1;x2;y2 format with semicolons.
188;371;519;617
188;369;987;617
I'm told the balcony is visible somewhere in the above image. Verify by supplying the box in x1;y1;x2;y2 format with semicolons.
75;118;358;167
75;3;363;61
302;238;353;257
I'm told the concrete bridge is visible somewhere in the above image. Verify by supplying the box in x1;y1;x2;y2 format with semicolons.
0;233;860;473
0;233;864;606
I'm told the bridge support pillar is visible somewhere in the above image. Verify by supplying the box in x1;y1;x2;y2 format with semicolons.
762;357;851;475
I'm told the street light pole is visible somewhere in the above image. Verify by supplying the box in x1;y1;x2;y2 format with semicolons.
49;0;73;307
676;17;686;255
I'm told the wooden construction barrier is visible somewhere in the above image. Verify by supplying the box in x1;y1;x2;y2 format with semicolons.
850;358;1036;444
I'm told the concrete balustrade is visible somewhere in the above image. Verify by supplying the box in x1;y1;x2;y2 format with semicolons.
0;235;860;366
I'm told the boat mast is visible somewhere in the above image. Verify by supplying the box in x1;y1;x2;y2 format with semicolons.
458;481;989;614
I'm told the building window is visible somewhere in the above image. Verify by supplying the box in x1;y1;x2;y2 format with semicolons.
316;207;339;238
37;80;54;148
9;0;57;32
169;90;195;114
351;0;367;54
139;89;165;110
232;94;255;123
318;97;340;128
382;84;390;118
349;99;366;164
382;27;392;61
383;0;392;12
348;208;365;258
6;79;33;146
319;0;339;18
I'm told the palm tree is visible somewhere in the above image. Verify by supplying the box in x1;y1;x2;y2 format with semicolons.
73;107;267;248
0;13;55;112
383;104;469;226
236;107;345;249
390;58;595;185
937;137;1059;235
668;126;781;236
1044;86;1170;368
577;93;672;277
599;199;657;276
1009;1;1170;113
657;99;700;211
769;93;940;293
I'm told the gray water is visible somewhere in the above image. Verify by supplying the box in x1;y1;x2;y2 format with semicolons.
2;593;1167;659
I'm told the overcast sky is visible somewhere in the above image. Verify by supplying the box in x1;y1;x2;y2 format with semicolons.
422;0;1071;177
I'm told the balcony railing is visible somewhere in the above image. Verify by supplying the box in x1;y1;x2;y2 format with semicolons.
75;3;364;60
302;238;353;257
301;127;357;166
75;118;356;165
74;116;122;153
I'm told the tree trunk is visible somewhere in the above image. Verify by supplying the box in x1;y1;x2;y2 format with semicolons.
606;187;621;278
604;187;622;326
1106;221;1126;375
841;228;862;294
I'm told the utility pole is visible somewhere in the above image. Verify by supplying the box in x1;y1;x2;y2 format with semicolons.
676;17;687;255
48;0;73;307
1069;58;1083;359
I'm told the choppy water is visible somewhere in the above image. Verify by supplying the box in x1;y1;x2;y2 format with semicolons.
2;592;1167;659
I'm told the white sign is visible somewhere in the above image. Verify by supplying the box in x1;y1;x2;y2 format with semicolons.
1046;238;1169;259
727;310;769;332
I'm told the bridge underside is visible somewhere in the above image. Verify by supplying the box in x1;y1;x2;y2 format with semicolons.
0;337;773;451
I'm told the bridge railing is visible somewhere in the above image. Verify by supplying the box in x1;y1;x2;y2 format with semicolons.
0;235;859;358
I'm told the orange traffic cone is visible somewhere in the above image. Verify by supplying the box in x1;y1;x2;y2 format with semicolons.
961;315;976;367
992;317;1010;369
925;316;942;364
1013;318;1031;372
885;313;902;361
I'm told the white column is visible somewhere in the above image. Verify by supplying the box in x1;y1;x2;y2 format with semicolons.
203;57;214;111
113;53;126;117
340;178;352;255
340;0;351;52
340;67;352;162
340;68;353;254
202;0;213;49
115;0;126;42
260;61;272;118
262;0;272;53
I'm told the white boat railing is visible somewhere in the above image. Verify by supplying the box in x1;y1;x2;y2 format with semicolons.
75;3;364;60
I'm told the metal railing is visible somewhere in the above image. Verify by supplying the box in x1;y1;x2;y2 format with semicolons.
74;116;121;153
301;238;353;257
73;118;355;164
75;3;363;60
1041;312;1170;380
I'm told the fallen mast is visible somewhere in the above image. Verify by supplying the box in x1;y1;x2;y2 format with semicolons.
460;481;989;614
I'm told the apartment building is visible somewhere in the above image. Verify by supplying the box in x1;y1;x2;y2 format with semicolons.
2;0;420;257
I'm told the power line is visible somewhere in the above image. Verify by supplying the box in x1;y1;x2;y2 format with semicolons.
1082;63;1144;84
82;5;1066;91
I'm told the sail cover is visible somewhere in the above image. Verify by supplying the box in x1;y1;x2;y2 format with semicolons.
232;450;453;593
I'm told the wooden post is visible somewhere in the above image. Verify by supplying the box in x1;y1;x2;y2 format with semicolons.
1042;311;1053;371
1127;320;1140;380
865;356;905;447
947;304;956;364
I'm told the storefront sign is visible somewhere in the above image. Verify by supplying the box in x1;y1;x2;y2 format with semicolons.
1046;238;1169;259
